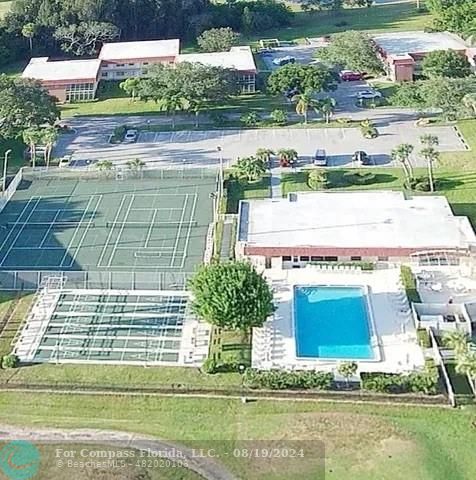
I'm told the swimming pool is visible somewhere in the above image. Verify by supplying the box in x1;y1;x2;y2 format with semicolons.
293;285;374;360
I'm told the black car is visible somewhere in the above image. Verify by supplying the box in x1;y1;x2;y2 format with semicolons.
352;150;371;165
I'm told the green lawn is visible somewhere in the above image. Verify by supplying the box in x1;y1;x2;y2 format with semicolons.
0;294;33;358
225;174;271;213
243;3;434;44
0;392;475;480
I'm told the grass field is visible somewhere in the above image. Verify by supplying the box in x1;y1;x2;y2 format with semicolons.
0;293;33;357
0;392;474;480
244;3;434;43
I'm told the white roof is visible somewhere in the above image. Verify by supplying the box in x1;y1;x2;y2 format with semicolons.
22;57;101;82
239;191;476;250
177;46;256;72
99;39;180;61
373;31;468;56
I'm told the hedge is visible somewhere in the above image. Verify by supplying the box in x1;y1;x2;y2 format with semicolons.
400;265;421;303
243;368;333;390
361;360;439;395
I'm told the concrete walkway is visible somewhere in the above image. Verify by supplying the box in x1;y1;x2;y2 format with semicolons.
270;167;282;199
0;424;237;480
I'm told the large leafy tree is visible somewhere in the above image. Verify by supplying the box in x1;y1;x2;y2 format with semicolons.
426;0;476;36
267;63;337;95
421;77;476;119
0;76;59;139
54;21;119;56
137;62;237;124
318;31;384;74
189;261;275;333
197;27;240;52
421;50;472;78
233;156;267;182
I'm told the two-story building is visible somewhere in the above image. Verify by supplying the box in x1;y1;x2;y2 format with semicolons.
98;39;180;80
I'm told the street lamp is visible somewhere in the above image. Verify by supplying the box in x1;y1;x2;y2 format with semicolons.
238;363;247;404
3;149;12;192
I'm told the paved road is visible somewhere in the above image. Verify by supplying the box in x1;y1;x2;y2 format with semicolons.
0;424;237;480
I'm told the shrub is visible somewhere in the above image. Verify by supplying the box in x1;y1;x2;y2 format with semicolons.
404;176;432;192
243;368;333;390
344;171;376;185
240;112;261;127
270;109;287;125
2;354;19;369
110;125;127;143
400;265;421;303
202;357;218;374
307;169;328;190
360;119;378;138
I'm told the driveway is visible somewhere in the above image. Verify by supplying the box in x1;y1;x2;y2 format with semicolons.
55;122;466;170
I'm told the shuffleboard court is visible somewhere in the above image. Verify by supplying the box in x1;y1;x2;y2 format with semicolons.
0;170;215;276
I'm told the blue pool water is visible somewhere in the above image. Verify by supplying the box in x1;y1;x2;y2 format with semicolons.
294;286;374;360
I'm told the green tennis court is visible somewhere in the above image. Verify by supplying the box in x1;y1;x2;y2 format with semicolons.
0;170;216;275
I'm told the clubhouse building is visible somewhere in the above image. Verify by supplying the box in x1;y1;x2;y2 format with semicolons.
236;191;476;269
22;39;257;102
373;31;476;82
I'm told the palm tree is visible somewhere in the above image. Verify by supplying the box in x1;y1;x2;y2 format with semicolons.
22;127;42;168
442;330;469;355
96;160;114;176
317;97;336;124
420;134;439;148
276;148;298;168
420;147;439;192
233;156;266;182
158;96;186;129
41;126;58;168
391;143;414;184
292;91;319;124
22;23;36;52
126;158;145;177
255;148;274;168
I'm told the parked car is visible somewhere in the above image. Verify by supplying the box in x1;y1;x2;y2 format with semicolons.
272;56;295;67
352;150;371;165
313;149;327;166
356;89;382;100
284;87;300;99
124;129;138;143
339;70;362;81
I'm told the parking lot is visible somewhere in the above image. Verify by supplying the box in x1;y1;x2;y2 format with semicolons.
57;122;466;170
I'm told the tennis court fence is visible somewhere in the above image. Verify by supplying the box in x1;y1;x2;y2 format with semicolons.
23;166;217;181
0;270;194;291
0;168;23;214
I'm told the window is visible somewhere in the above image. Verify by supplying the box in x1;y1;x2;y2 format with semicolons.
282;256;292;261
350;256;362;261
101;72;108;78
65;82;96;102
143;62;149;66
324;256;338;262
300;256;310;262
128;63;135;66
377;256;388;261
115;71;125;77
116;63;125;67
311;256;323;262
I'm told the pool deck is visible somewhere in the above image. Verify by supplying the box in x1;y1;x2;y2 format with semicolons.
253;266;425;374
